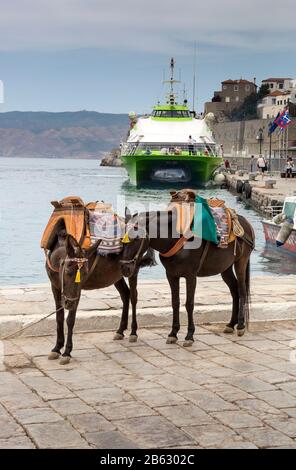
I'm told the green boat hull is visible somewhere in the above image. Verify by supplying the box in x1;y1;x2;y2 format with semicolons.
121;154;223;186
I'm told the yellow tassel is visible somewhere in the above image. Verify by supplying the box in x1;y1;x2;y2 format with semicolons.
122;232;130;244
75;268;81;283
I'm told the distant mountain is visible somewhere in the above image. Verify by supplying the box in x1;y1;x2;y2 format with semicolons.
0;111;129;159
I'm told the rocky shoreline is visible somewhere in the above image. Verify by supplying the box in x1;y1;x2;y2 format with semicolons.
100;147;122;167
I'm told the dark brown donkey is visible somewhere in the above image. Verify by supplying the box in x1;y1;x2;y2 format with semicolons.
46;232;155;364
120;207;255;346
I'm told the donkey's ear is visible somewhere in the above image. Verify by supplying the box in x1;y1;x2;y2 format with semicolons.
65;234;81;258
125;206;132;223
84;239;101;258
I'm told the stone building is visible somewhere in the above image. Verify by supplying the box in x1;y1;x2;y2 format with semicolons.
257;90;291;119
204;79;257;118
257;77;296;118
261;77;293;92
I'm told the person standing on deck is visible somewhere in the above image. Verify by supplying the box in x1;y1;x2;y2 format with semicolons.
188;135;196;155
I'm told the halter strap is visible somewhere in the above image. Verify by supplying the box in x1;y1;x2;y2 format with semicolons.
120;236;146;265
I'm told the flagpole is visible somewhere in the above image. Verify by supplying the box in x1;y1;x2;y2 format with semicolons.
286;124;289;158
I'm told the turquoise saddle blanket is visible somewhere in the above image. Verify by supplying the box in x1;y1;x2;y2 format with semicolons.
192;195;219;245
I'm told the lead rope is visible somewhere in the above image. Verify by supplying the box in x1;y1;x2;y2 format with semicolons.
1;306;64;341
3;258;65;341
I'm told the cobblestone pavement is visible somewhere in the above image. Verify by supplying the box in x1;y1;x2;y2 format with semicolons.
1;321;296;448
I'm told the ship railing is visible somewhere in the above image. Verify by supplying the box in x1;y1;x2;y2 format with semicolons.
264;205;284;219
121;142;220;157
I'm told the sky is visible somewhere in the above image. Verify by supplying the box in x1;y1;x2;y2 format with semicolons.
0;0;296;114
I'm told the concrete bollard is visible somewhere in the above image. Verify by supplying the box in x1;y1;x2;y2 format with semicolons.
265;179;276;189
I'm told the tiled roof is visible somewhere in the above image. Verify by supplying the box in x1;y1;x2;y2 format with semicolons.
262;78;292;83
222;79;255;85
269;90;290;96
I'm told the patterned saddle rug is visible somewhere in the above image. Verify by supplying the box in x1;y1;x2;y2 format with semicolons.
41;197;124;256
89;205;125;256
168;190;238;248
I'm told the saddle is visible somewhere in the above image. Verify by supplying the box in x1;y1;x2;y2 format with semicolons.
41;196;90;250
168;189;240;247
41;197;124;255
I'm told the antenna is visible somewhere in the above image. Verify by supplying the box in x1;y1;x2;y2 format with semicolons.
192;41;197;113
183;83;187;101
163;57;181;105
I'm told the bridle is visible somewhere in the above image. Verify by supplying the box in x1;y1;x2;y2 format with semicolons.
60;256;88;303
120;226;148;267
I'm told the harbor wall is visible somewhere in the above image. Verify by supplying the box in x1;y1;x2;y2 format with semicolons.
212;118;296;158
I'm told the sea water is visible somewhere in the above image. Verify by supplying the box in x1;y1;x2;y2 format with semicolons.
0;157;295;286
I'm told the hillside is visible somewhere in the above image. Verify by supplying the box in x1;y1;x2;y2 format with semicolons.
0;111;128;159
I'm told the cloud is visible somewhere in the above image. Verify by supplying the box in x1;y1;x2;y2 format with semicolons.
0;0;295;54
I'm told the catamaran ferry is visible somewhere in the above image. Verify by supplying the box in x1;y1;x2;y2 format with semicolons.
120;58;223;186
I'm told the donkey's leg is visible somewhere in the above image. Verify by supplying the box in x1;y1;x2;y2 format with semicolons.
128;274;138;342
234;257;250;337
166;274;180;344
114;278;130;340
60;307;77;364
183;276;197;347
221;266;239;334
48;285;65;360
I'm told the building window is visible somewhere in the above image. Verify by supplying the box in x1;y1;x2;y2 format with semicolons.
234;85;238;92
245;85;250;91
279;83;284;89
223;85;227;90
235;96;240;101
270;83;274;88
225;96;230;103
284;100;286;105
272;99;276;104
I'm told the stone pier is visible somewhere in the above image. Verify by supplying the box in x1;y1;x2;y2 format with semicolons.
0;277;296;448
226;173;296;214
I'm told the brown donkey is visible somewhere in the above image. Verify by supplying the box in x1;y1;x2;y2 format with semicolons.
46;232;155;364
120;209;255;346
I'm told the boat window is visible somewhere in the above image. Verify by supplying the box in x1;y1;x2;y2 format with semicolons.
152;110;191;118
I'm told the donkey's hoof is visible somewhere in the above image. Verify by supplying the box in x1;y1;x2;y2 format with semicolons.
183;340;194;347
129;335;138;343
224;326;234;334
48;351;60;360
59;356;71;365
237;328;245;337
166;336;178;344
113;332;124;341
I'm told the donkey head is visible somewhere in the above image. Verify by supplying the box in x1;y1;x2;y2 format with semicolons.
120;212;150;278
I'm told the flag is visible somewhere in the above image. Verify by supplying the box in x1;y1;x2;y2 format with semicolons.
275;109;292;130
268;112;280;135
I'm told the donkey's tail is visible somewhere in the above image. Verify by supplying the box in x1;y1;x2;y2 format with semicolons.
139;247;157;268
245;259;251;329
